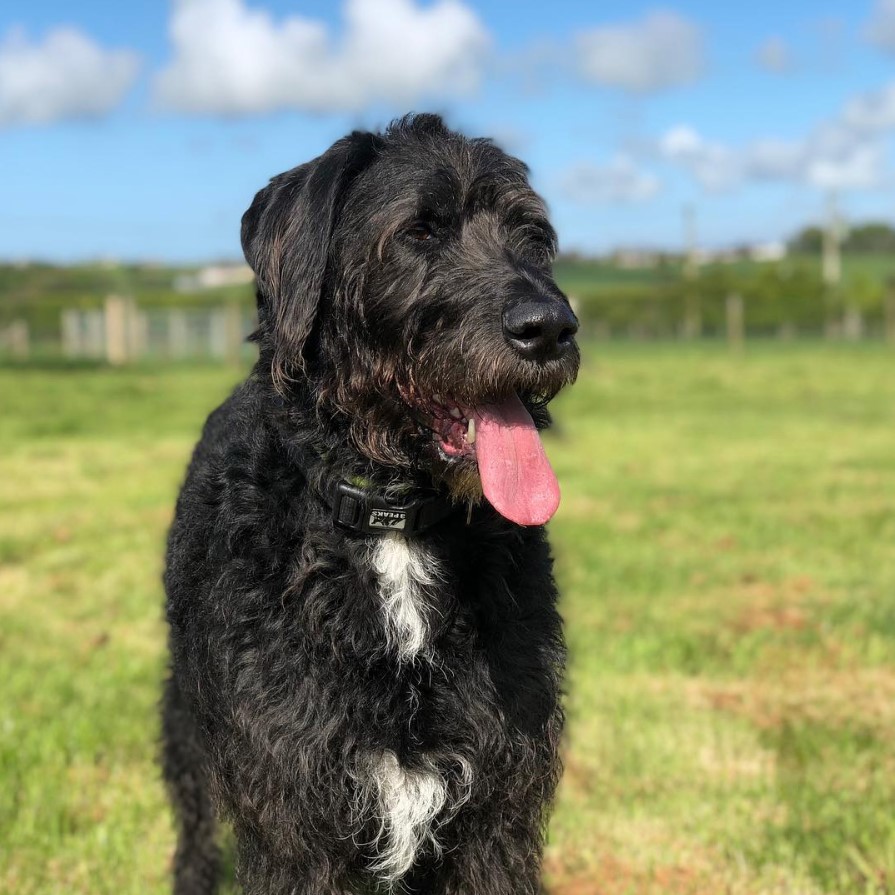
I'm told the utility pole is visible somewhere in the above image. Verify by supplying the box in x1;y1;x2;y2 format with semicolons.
682;203;701;339
726;293;744;354
822;192;844;340
822;191;842;288
886;278;895;347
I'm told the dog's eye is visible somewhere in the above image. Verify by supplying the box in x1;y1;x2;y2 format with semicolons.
405;223;435;242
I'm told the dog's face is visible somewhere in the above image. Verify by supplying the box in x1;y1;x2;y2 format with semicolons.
242;115;579;525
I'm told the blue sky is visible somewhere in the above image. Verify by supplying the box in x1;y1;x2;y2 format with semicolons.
3;0;895;262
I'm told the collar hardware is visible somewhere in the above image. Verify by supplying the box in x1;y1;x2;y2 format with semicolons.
330;480;454;537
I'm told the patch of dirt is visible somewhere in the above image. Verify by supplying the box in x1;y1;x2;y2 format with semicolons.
731;604;809;634
726;574;825;635
561;757;597;796
690;667;895;735
545;852;717;895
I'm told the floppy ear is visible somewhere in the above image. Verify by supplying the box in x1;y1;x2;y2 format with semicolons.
241;131;380;389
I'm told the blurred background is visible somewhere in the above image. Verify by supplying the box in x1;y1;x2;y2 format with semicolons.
2;1;894;893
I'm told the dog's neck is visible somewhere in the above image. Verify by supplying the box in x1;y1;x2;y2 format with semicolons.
261;377;462;537
322;475;458;537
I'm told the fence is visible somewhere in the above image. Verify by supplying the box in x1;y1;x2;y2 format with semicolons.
1;296;257;363
3;287;895;363
572;282;895;346
0;320;29;359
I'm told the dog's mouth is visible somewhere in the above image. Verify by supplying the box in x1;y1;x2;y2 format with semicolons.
408;391;561;527
423;396;476;458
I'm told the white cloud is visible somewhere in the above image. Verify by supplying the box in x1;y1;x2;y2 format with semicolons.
487;124;533;154
865;0;895;52
800;124;887;189
756;36;793;74
745;138;804;179
562;155;661;203
842;82;895;133
659;124;703;156
575;11;704;93
659;125;741;190
746;128;886;191
153;0;490;115
659;121;888;192
0;26;139;127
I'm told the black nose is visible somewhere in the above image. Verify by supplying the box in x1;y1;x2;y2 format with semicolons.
502;299;578;362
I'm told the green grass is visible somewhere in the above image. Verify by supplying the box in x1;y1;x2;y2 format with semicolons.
2;344;894;895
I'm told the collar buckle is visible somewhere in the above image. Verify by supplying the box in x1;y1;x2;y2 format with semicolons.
332;481;432;536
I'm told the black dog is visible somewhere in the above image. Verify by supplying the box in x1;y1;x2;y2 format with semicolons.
162;114;579;895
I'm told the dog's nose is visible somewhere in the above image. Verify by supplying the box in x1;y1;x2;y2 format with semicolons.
502;299;578;362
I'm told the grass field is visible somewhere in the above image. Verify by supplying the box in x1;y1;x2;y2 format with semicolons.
2;343;894;895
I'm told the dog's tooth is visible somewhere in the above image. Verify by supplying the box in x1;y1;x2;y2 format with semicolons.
450;407;462;419
433;394;444;404
466;418;476;444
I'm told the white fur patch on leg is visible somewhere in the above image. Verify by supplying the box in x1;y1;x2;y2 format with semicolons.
370;534;439;662
367;751;448;882
351;751;474;884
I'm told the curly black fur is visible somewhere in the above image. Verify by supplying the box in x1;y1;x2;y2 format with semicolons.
162;114;580;895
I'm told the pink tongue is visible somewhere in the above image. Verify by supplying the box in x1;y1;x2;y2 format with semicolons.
473;394;560;526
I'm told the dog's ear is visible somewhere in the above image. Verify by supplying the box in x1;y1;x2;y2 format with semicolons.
241;131;380;389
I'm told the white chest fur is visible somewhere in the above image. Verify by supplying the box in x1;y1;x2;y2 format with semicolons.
360;750;473;884
370;533;440;662
364;536;472;882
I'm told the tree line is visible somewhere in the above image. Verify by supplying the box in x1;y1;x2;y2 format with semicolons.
788;222;895;255
570;260;894;339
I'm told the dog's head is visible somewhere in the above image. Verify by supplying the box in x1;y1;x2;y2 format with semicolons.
242;114;579;525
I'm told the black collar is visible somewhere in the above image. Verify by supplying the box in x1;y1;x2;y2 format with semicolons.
325;477;457;537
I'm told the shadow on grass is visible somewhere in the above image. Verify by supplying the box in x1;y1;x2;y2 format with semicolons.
0;357;108;372
756;717;895;893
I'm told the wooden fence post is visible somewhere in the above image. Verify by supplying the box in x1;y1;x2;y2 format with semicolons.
726;293;744;353
824;318;841;341
61;310;82;358
886;280;895;346
6;320;30;359
168;310;189;359
127;305;147;360
225;302;244;365
209;308;226;360
208;304;245;362
842;306;864;342
85;310;104;358
682;290;702;340
777;322;795;342
105;295;129;365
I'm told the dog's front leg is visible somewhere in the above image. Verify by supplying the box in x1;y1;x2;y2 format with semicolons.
233;829;353;895
423;827;546;895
